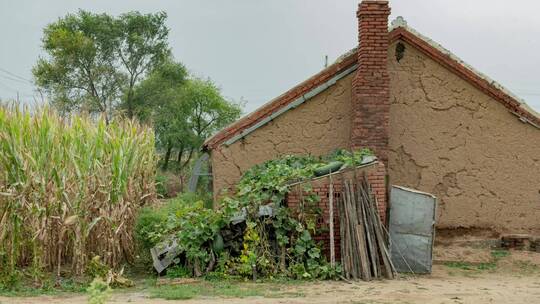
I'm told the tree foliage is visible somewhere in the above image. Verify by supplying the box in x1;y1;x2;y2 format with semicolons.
132;61;242;172
115;11;170;118
33;10;242;186
170;77;241;173
33;10;170;121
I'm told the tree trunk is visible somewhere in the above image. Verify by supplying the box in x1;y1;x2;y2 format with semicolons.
126;77;135;119
162;142;173;170
177;149;184;164
126;90;133;118
180;148;195;172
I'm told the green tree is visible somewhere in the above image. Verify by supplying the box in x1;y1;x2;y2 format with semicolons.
115;11;170;118
132;62;242;176
180;77;242;153
171;77;242;178
174;78;242;177
33;10;170;121
131;59;190;170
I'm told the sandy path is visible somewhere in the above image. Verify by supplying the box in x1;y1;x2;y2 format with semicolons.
2;265;540;304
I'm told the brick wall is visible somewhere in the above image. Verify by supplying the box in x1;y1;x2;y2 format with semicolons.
285;162;387;261
351;0;391;163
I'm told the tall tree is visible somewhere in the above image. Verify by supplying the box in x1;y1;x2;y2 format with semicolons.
115;11;170;118
132;61;242;172
172;77;242;175
131;59;190;170
33;10;170;121
33;11;122;122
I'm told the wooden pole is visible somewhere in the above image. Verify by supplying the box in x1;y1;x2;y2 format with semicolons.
329;173;335;267
339;188;347;278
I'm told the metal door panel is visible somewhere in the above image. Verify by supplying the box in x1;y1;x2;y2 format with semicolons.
389;185;437;274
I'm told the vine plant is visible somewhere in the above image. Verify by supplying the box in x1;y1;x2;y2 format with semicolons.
226;149;372;279
138;149;373;279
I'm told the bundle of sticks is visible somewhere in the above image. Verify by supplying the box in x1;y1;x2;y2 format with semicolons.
338;176;396;280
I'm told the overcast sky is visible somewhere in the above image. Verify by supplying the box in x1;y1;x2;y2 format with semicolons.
0;0;539;114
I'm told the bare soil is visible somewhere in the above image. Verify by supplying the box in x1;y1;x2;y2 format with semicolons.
3;245;540;304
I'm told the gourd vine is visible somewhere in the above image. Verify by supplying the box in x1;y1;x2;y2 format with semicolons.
136;148;374;279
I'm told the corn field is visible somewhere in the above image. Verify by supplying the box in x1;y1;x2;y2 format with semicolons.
0;106;156;277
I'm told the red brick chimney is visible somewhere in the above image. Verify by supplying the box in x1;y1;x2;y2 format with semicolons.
351;0;391;163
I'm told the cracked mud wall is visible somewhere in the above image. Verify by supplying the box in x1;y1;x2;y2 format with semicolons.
210;39;540;233
211;73;354;197
388;40;540;234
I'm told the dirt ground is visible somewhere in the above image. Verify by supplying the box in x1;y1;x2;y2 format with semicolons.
3;245;540;304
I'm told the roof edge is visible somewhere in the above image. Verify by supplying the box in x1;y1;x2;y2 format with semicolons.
203;48;358;149
205;19;540;150
389;18;540;129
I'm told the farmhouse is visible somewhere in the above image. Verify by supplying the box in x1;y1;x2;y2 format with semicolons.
203;0;540;235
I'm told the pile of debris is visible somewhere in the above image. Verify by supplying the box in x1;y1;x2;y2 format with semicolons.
151;207;268;274
339;176;396;280
501;234;540;252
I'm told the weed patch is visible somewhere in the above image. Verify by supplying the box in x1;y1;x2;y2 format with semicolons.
444;261;496;272
443;250;511;273
491;249;510;259
148;280;305;300
0;275;88;297
444;261;474;270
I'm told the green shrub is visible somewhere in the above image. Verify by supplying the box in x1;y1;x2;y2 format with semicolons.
86;277;111;304
155;173;168;198
135;192;226;259
135;207;168;251
0;270;22;291
166;265;191;279
326;148;373;166
86;256;110;279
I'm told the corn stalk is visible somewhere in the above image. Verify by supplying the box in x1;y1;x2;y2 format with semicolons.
0;105;156;277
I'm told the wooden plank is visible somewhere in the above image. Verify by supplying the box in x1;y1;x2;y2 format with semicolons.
365;180;395;279
352;181;371;281
338;176;396;281
343;182;354;279
372;195;397;277
329;177;335;267
363;177;387;276
355;223;371;281
359;184;378;279
345;181;359;279
339;191;345;275
339;191;349;279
